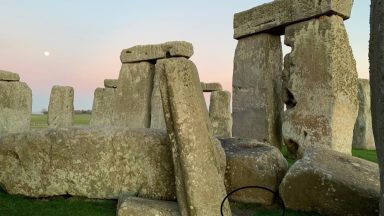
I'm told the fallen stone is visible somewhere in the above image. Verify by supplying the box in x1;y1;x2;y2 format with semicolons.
201;82;223;92
279;148;380;216
117;196;179;216
233;33;283;149
221;138;288;205
282;15;358;157
48;86;74;128
104;79;118;88
150;68;166;129
90;88;116;127
114;62;154;128
0;127;175;200
158;57;232;215
120;41;193;63
353;79;376;150
0;81;32;135
209;90;232;138
0;70;20;81
234;0;353;38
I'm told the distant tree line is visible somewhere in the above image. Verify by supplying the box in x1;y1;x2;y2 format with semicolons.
40;109;91;115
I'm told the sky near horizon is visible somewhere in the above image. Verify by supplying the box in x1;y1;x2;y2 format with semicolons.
0;0;370;112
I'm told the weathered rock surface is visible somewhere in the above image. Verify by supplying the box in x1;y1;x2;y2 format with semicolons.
114;62;154;128
282;15;358;157
104;79;118;88
90;88;116;127
0;70;20;81
120;41;193;63
150;68;166;129
234;0;353;38
209;90;232;138
221;138;288;205
0;81;32;135
201;82;223;92
233;33;283;149
353;79;375;150
117;196;179;216
48;86;74;128
158;57;232;216
279;148;380;216
0;127;175;199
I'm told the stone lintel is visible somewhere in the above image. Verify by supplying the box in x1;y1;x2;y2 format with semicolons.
104;79;118;88
201;82;223;92
0;70;20;81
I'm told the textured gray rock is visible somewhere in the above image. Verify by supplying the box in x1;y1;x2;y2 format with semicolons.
221;138;288;205
369;0;384;214
114;62;155;128
353;79;375;150
90;88;116;127
201;82;223;92
117;196;179;216
47;86;74;128
234;0;353;38
282;16;358;157
233;33;283;149
158;57;232;216
209;90;232;138
0;70;20;81
120;41;193;63
0;81;32;135
104;79;118;88
150;68;166;129
279;148;380;216
0;127;175;199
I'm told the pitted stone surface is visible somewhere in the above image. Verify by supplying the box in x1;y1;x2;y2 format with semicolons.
0;70;20;81
234;0;353;38
150;68;166;129
104;79;118;88
48;86;74;128
114;62;154;128
117;196;179;216
353;79;375;150
201;82;223;92
158;57;232;216
120;41;193;63
233;33;283;148
282;16;358;157
209;90;232;138
221;138;288;205
0;127;176;200
0;81;32;135
279;148;380;216
90;88;116;126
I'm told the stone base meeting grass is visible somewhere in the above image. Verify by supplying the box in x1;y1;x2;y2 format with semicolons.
0;114;377;216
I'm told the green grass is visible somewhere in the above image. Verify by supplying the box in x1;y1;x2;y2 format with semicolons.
30;114;91;128
352;149;378;163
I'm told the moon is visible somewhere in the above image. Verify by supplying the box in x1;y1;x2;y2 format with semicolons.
44;51;50;56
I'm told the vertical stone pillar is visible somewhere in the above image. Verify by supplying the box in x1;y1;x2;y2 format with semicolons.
282;15;358;156
90;86;116;127
48;85;74;128
353;79;375;150
369;0;384;214
209;90;232;138
232;33;283;148
150;69;166;129
0;70;32;135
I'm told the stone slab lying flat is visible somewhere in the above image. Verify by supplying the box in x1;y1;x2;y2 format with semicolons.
0;127;175;200
104;79;118;88
234;0;353;38
0;70;20;81
120;41;193;63
279;148;380;216
201;82;223;92
117;196;179;216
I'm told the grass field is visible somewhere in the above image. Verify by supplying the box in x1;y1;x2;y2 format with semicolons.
0;114;377;216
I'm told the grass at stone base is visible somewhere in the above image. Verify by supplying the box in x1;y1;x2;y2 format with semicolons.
30;114;91;128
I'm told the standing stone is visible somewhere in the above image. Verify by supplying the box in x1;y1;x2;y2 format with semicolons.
114;62;155;128
209;91;232;138
232;33;283;149
48;85;74;128
150;69;166;129
282;15;358;157
369;0;384;214
0;78;32;135
158;57;232;216
353;79;375;150
90;87;116;127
